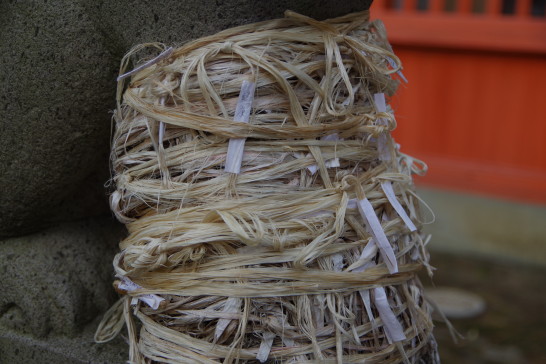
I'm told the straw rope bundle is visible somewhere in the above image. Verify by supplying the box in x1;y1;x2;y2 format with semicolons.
96;10;439;363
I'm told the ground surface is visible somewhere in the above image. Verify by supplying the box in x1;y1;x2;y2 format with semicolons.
423;252;546;364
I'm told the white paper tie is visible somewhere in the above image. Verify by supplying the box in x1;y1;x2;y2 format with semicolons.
373;93;391;162
118;277;164;310
356;197;398;274
351;240;406;343
387;56;408;83
117;47;174;81
256;332;276;363
214;297;241;342
373;287;406;343
307;133;342;174
381;181;417;232
225;80;255;174
351;242;378;326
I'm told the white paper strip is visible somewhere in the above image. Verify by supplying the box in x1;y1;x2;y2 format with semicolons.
374;93;387;113
352;241;378;325
225;80;255;174
256;331;276;363
332;253;345;272
159;121;166;144
362;51;407;83
352;215;406;344
373;287;406;343
307;133;342;174
359;289;376;326
373;93;391;162
349;239;378;273
117;47;174;81
322;133;341;142
214;297;241;342
387;56;408;84
118;277;164;310
357;197;398;274
158;96;167;144
378;134;391;162
307;163;318;175
353;244;404;337
324;134;341;167
381;181;417;232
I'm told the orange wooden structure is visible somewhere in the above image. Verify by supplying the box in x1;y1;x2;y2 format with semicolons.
372;0;546;204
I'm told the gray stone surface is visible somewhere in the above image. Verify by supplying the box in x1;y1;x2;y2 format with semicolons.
84;0;374;52
0;317;127;364
0;0;116;237
0;217;125;338
0;0;373;237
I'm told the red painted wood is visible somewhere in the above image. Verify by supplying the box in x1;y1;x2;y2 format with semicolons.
372;2;546;204
458;0;473;14
429;0;444;13
486;0;503;16
516;0;532;17
370;11;546;54
402;0;418;12
390;48;546;204
414;155;546;203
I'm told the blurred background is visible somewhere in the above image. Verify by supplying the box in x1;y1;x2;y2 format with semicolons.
371;1;546;363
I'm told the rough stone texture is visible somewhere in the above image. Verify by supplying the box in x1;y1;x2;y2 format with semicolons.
0;317;127;364
0;0;373;237
0;0;117;237
0;217;125;338
84;0;374;52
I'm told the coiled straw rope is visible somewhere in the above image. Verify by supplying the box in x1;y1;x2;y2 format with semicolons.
96;10;439;363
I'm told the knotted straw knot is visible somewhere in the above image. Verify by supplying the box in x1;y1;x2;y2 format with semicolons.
151;75;179;99
341;175;366;200
373;124;390;136
374;110;394;124
220;41;234;53
123;238;168;272
117;173;133;186
110;190;135;224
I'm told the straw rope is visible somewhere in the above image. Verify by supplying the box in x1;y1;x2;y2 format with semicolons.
96;10;439;363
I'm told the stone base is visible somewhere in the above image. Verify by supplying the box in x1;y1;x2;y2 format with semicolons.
0;318;127;364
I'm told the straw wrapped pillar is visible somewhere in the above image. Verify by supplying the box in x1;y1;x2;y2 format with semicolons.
96;9;439;363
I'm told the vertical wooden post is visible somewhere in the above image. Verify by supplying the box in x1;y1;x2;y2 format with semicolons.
485;0;502;16
429;0;444;13
458;0;474;14
403;0;418;12
516;0;532;18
